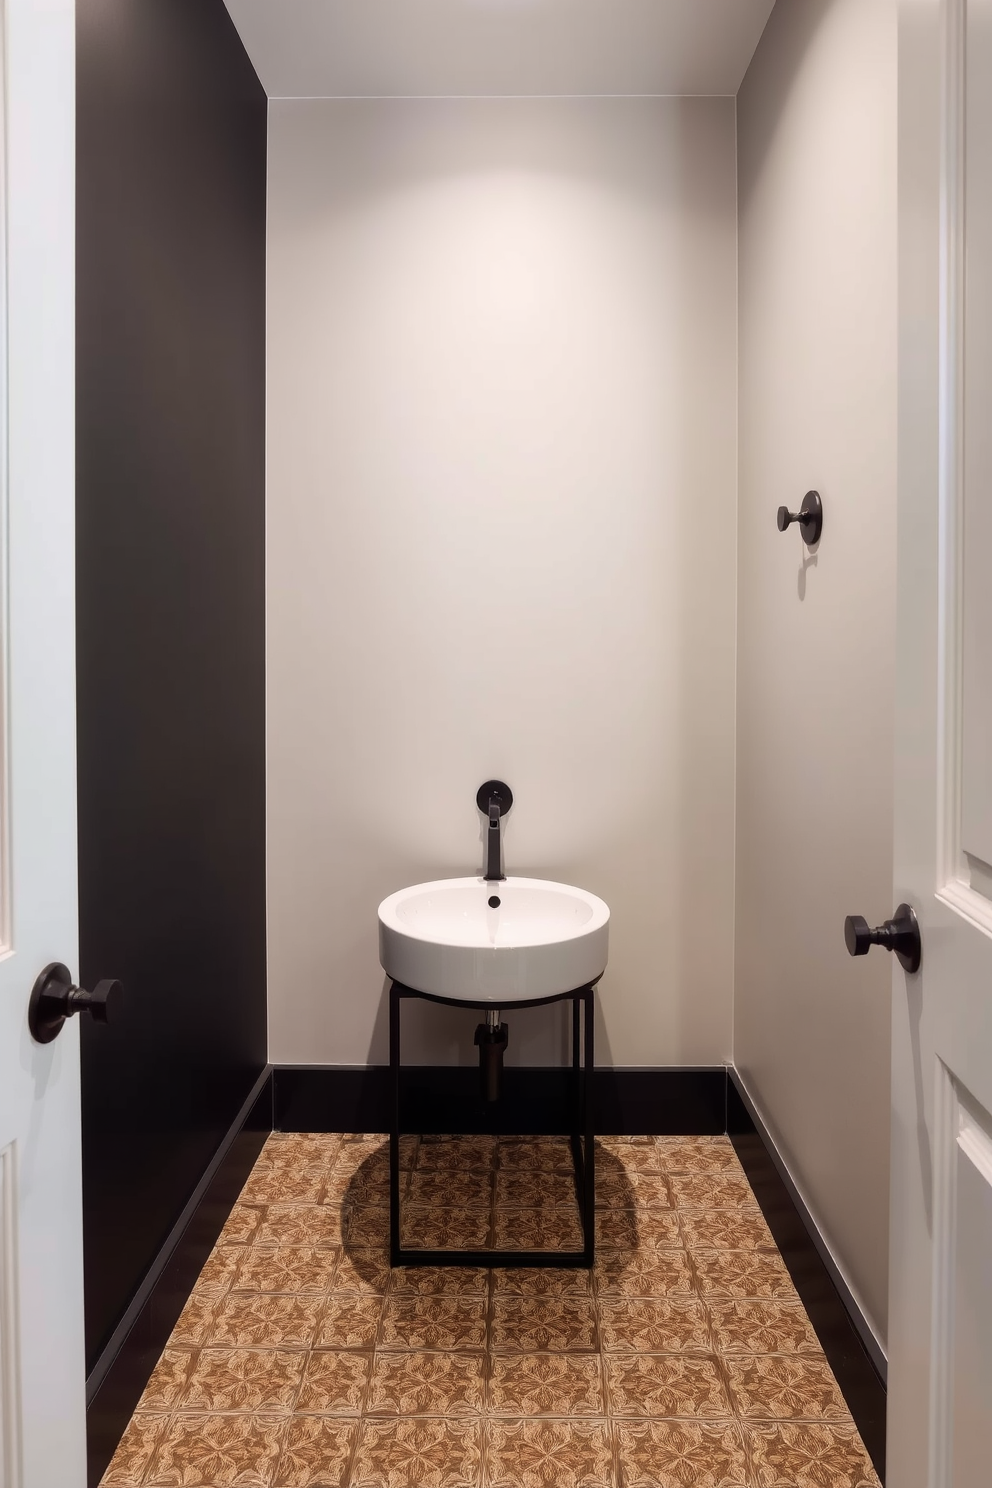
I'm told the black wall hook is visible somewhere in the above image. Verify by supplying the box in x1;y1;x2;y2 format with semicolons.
777;490;823;546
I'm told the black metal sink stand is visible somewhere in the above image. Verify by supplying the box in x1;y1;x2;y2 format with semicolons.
389;980;596;1268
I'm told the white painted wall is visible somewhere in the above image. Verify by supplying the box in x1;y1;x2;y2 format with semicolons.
735;0;897;1346
266;97;738;1068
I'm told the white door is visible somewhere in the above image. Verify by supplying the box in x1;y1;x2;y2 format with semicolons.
888;0;992;1484
0;2;86;1486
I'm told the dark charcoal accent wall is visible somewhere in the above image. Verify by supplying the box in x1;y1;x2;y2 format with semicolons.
76;0;267;1376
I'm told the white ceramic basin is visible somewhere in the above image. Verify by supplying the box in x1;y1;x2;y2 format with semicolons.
378;876;610;1003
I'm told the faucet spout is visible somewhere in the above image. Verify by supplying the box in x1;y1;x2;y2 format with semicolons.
485;800;505;882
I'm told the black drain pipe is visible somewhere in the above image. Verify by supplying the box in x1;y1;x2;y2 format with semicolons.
474;1009;508;1102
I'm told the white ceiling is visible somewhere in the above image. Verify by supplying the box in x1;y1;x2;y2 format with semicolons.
224;0;775;99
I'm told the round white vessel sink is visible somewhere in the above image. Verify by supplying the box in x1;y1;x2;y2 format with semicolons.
378;876;609;1003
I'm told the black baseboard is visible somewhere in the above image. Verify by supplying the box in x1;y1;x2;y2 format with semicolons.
273;1065;728;1137
728;1074;887;1483
85;1070;273;1488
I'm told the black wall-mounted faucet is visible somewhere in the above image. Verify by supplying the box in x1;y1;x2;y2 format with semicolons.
477;780;512;883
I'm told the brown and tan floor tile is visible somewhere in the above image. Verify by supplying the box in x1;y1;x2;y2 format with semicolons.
342;1206;391;1248
260;1133;342;1170
488;1353;604;1416
622;1174;674;1209
194;1247;244;1299
745;1421;880;1487
692;1250;798;1302
595;1248;695;1299
234;1248;338;1295
389;1265;488;1297
316;1295;385;1349
239;1168;327;1206
706;1298;822;1356
171;1294;221;1347
726;1355;849;1421
415;1136;496;1171
137;1348;198;1412
599;1298;711;1354
492;1208;583;1251
330;1248;391;1296
379;1295;487;1351
254;1204;343;1250
101;1413;169;1485
406;1171;493;1208
669;1175;757;1211
366;1350;484;1415
273;1416;357;1488
494;1170;578;1209
597;1142;661;1175
297;1349;372;1413
655;1140;744;1175
490;1296;597;1353
495;1138;574;1171
606;1352;732;1418
594;1208;641;1248
593;1172;639;1209
144;1412;286;1486
351;1416;483;1487
217;1203;263;1247
492;1266;592;1298
485;1417;614;1488
208;1294;325;1349
178;1348;305;1414
400;1207;491;1250
614;1418;749;1488
679;1209;775;1251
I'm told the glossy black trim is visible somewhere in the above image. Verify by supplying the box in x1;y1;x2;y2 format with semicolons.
728;1075;886;1481
272;1065;728;1136
85;1072;273;1487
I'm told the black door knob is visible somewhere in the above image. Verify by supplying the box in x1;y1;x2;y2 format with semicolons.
844;904;921;974
28;962;123;1044
776;490;823;546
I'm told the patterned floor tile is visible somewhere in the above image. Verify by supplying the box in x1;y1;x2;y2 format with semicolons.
297;1349;372;1413
101;1414;169;1486
692;1250;798;1301
491;1267;592;1298
415;1136;497;1171
144;1412;287;1486
102;1131;877;1488
599;1298;711;1354
330;1248;391;1296
316;1295;385;1350
495;1138;575;1171
379;1295;487;1351
745;1421;881;1487
254;1204;343;1250
605;1353;732;1418
137;1348;198;1411
389;1265;489;1297
614;1418;749;1488
492;1207;584;1251
273;1416;357;1487
725;1356;849;1421
234;1248;338;1295
179;1348;306;1413
594;1249;695;1299
208;1294;325;1349
366;1350;485;1415
488;1353;605;1416
655;1141;744;1176
351;1416;483;1487
678;1210;775;1251
669;1175;757;1211
706;1299;822;1356
490;1296;597;1353
485;1418;614;1488
400;1206;491;1250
